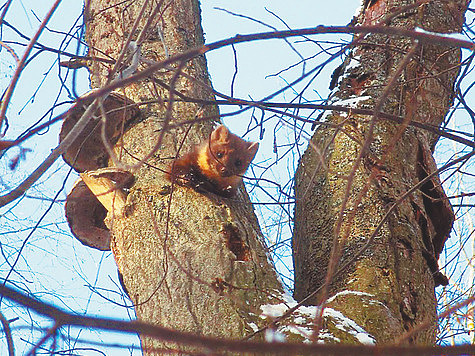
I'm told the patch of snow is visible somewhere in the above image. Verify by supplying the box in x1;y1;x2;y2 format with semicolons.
260;291;318;319
328;54;361;97
317;331;340;344
281;323;313;341
346;55;362;72
260;290;376;345
261;301;290;319
414;27;467;41
330;95;371;108
354;0;365;17
319;92;370;123
323;308;376;345
326;290;374;303
265;328;287;343
260;291;318;342
248;322;259;332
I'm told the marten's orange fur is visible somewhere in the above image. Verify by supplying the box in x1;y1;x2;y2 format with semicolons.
167;125;259;197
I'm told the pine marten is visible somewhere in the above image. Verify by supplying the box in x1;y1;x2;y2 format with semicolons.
167;125;259;197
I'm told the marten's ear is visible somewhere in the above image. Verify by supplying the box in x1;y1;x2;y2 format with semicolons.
211;125;230;142
247;142;259;161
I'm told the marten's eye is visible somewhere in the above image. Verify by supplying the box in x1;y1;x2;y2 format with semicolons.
216;152;224;159
234;159;242;168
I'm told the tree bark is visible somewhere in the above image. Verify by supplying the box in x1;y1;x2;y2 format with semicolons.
293;0;466;345
84;1;284;354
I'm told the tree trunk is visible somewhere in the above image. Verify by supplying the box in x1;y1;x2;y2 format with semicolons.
293;0;466;345
84;1;284;354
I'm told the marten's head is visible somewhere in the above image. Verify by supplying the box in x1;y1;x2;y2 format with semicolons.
200;125;258;179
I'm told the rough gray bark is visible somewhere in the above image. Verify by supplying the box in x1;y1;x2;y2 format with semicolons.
293;0;466;345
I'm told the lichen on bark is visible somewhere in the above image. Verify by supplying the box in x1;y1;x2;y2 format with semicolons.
293;0;465;345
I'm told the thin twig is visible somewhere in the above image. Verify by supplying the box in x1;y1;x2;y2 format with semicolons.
26;323;60;356
0;0;62;126
0;311;14;356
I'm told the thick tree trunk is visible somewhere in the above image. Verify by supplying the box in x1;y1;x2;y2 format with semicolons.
84;1;283;354
293;0;466;345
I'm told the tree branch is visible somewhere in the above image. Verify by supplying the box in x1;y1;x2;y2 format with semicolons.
1;282;475;356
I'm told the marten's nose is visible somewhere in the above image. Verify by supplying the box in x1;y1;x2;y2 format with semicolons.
219;166;231;177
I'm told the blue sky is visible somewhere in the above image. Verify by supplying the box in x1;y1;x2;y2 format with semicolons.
3;0;474;354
